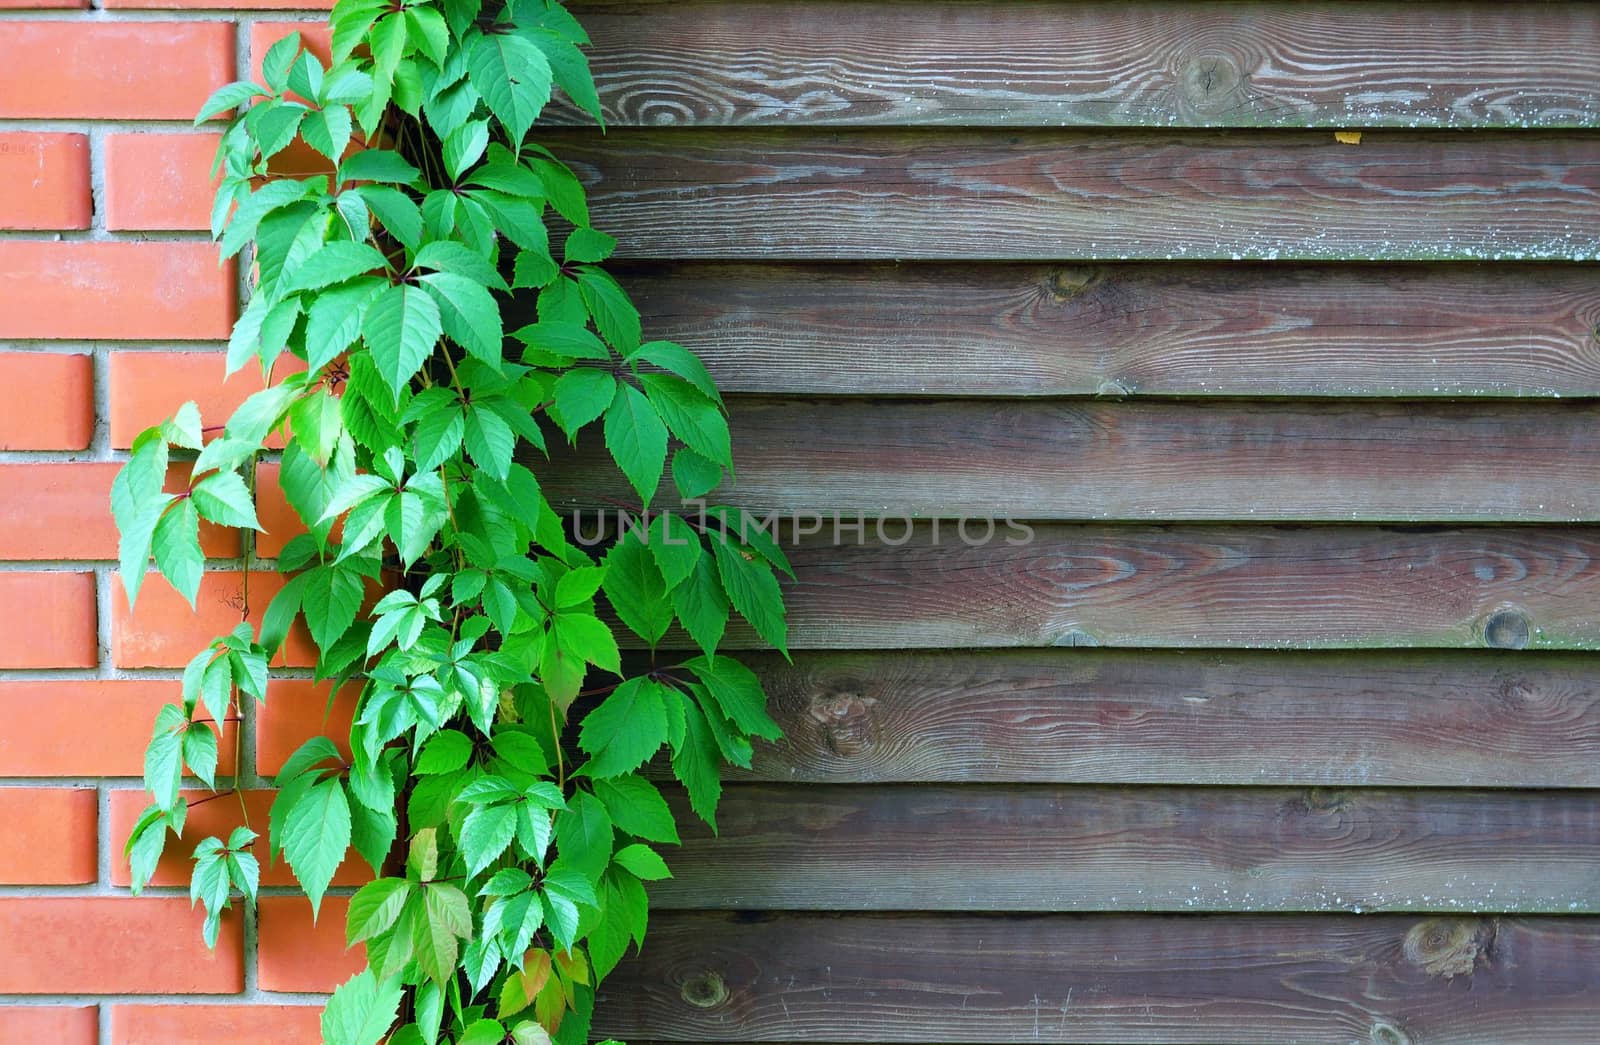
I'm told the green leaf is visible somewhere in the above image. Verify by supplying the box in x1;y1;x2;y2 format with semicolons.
363;283;443;402
152;499;205;607
711;534;789;655
261;31;302;91
190;470;260;530
301;104;354;164
554;790;613;883
464;404;516;480
670;552;729;657
553;565;606;609
630;340;724;408
112;430;171;607
196;80;266;124
578;677;668;779
419;271;502;366
219;180;311;259
613;842;672;881
282;241;389;293
282;776;352;916
672;447;724;500
459;802;517;879
640;373;732;470
648;511;702;591
181;722;219;789
356;185;424;250
592;774;679;844
414;729;473;775
443;119;490;180
602;534;673;646
511;322;609;362
413;240;507;291
672;698;724;829
686;654;782;740
347;877;413;945
551;368;615;437
413;882;471;983
300;564;366;649
564;227;615;263
144;704;186;811
306;277;386;371
577;267;641;353
603;383;668;508
466;31;552;147
339;149;422;187
322;969;404;1045
459;1020;508;1045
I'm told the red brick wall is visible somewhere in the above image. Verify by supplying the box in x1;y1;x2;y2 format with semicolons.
0;2;359;1039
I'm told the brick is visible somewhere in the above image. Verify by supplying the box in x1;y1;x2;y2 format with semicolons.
111;1004;323;1044
0;572;96;668
0;463;238;560
0;680;236;777
0;0;87;8
0;23;234;120
110;788;371;888
0;1008;97;1045
109;351;303;448
256;678;358;774
0;789;96;885
0;353;93;450
0;242;236;340
258;895;362;993
105;133;220;231
0;133;90;230
112;570;316;668
0;898;243;994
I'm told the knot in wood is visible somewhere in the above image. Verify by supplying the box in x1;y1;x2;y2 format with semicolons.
808;688;879;757
1403;917;1494;979
1483;608;1531;650
1370;1022;1412;1045
1179;53;1245;113
680;970;729;1009
1045;266;1096;302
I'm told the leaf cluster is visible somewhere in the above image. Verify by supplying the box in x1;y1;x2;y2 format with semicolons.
112;3;789;1042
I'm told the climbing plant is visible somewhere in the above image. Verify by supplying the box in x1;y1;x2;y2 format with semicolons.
112;1;790;1041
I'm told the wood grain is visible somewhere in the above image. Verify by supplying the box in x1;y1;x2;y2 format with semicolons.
680;650;1600;788
555;1;1600;129
542;130;1600;261
605;262;1600;397
615;525;1600;650
595;912;1600;1043
651;784;1600;913
543;398;1600;522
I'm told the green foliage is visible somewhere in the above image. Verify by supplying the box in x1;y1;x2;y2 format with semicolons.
111;3;789;1041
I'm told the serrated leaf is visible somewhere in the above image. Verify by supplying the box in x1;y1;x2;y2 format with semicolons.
191;470;260;530
182;722;219;789
305;276;386;371
466;32;552;147
564;227;615;263
414;729;473;775
460;802;517;879
283;241;389;293
196;80;266;124
603;383;667;508
363;283;443;402
152;499;205;607
419;271;502;366
576;268;641;353
554;790;613;883
670;552;729;656
464;405;516;480
613;842;672;881
639;373;732;470
711;534;788;655
322;968;404;1045
282;776;352;916
347;877;413;944
339;149;421;187
144;704;187;811
551;368;614;437
672;698;723;829
301;564;365;649
578;677;668;778
301;104;354;163
592;774;679;844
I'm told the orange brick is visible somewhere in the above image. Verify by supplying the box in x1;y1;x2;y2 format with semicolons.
0;23;234;120
0;242;236;340
110;788;370;888
0;352;93;451
0;463;239;561
0;572;96;668
0;133;90;229
0;0;87;8
112;571;315;668
0;1008;96;1045
0;789;96;885
109;351;303;448
258;895;362;993
0;898;243;994
104;133;221;232
256;678;358;774
111;1004;323;1044
0;680;237;777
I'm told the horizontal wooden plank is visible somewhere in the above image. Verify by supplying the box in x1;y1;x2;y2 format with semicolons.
610;262;1600;397
609;525;1600;650
653;784;1600;913
545;130;1600;260
686;650;1600;788
556;0;1600;129
596;912;1600;1042
545;398;1600;522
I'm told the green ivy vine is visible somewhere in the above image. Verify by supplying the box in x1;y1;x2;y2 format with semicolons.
111;2;790;1042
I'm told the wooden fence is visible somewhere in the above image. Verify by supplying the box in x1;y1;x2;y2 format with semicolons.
554;2;1600;1041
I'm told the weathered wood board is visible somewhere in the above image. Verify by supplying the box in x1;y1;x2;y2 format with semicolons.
610;262;1600;397
674;650;1600;788
544;131;1600;260
544;398;1600;521
650;783;1600;912
558;1;1600;129
595;913;1600;1043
